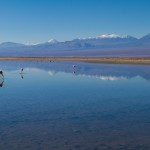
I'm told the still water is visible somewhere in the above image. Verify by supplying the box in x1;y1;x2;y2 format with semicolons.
0;61;150;150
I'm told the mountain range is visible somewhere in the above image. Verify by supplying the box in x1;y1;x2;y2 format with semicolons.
0;34;150;57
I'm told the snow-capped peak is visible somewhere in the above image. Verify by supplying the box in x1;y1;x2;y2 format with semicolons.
48;39;58;43
25;39;58;46
96;34;129;39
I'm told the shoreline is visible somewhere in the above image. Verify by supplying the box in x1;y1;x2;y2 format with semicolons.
0;56;150;64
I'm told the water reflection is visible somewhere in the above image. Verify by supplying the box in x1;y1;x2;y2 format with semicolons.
1;61;150;82
47;70;54;76
0;80;4;87
0;61;150;149
98;75;127;81
20;73;24;79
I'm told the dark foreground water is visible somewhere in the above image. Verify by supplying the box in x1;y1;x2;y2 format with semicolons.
0;61;150;150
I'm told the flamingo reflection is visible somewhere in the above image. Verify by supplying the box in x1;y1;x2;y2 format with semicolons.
20;73;24;79
0;80;4;87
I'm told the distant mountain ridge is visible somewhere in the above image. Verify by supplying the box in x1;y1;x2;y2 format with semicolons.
0;33;150;57
0;42;24;48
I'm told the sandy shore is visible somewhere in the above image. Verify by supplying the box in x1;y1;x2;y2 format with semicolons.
0;56;150;64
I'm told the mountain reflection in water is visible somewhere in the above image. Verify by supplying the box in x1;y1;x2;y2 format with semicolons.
0;60;150;82
0;61;150;150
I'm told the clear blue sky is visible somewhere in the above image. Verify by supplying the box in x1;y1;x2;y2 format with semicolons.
0;0;150;43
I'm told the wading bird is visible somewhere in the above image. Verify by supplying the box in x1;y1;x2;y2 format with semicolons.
20;68;24;74
73;65;76;68
0;70;4;77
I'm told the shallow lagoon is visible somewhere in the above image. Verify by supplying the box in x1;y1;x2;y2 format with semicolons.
0;61;150;150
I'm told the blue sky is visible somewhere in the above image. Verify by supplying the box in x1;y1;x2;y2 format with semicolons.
0;0;150;43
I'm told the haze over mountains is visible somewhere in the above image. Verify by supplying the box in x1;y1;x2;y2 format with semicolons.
0;33;150;57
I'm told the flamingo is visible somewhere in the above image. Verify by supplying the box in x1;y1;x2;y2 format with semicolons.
0;70;4;77
20;68;24;74
73;65;76;68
